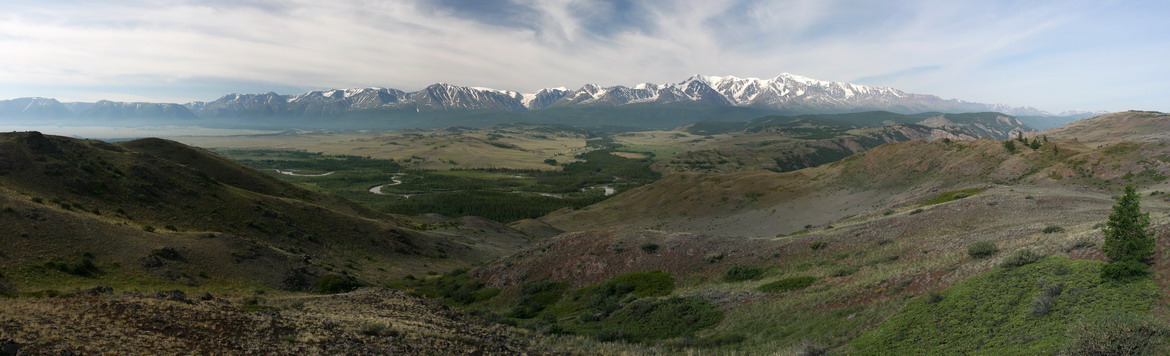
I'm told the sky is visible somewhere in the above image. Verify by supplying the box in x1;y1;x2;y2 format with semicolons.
1;0;1168;113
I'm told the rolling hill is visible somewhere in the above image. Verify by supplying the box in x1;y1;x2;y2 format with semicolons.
0;132;534;294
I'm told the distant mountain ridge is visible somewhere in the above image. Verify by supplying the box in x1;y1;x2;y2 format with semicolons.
184;73;1048;119
0;73;1056;127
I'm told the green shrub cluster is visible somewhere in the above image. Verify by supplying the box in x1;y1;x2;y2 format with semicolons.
723;265;765;282
1000;248;1041;268
605;270;674;298
759;276;817;293
967;241;999;259
849;257;1159;355
592;296;722;342
45;255;100;277
315;274;365;294
511;270;727;343
1063;312;1168;355
508;281;568;319
922;188;986;206
406;269;498;305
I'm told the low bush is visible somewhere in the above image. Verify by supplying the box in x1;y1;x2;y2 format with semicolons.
688;334;747;348
1100;260;1150;282
597;296;722;341
1063;312;1168;355
1064;238;1097;252
360;322;401;337
704;253;724;264
508;281;567;319
832;266;859;277
45;256;100;277
1029;283;1063;316
609;270;674;297
809;241;828;250
923;188;986;206
759;276;817;293
316;274;365;294
0;273;14;296
723;265;765;282
639;243;659;253
967;241;999;259
1042;225;1065;234
1000;248;1042;268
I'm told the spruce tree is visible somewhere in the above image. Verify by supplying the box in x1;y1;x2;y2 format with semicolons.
1101;184;1155;281
1102;184;1154;263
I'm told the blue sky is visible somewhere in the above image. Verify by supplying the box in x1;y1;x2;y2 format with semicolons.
0;0;1167;113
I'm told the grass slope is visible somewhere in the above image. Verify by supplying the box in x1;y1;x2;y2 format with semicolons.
848;257;1160;355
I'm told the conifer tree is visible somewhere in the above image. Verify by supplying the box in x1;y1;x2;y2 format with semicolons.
1101;184;1155;280
1102;184;1154;263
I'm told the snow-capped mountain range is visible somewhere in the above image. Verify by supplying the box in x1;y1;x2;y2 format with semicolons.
0;73;1064;123
184;73;1048;117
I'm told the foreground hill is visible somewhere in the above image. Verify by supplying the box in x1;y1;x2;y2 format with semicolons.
0;132;533;294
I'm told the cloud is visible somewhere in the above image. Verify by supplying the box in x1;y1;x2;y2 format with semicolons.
0;0;1166;112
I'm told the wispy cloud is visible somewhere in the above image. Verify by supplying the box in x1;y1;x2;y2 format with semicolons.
0;0;1167;112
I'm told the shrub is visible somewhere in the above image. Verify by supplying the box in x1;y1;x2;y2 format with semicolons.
909;208;924;215
967;241;999;259
703;253;724;264
690;334;747;348
759;276;817;293
1000;248;1042;268
143;225;155;232
316;274;364;294
639;243;659;253
809;241;828;250
832;266;859;277
723;265;764;281
1064;238;1097;252
508;281;567;319
1029;283;1063;316
1042;225;1065;234
609;270;674;297
360;323;401;337
1100;260;1150;282
1063;312;1168;355
600;296;722;341
0;273;14;296
45;256;100;277
882;209;895;216
925;292;943;304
